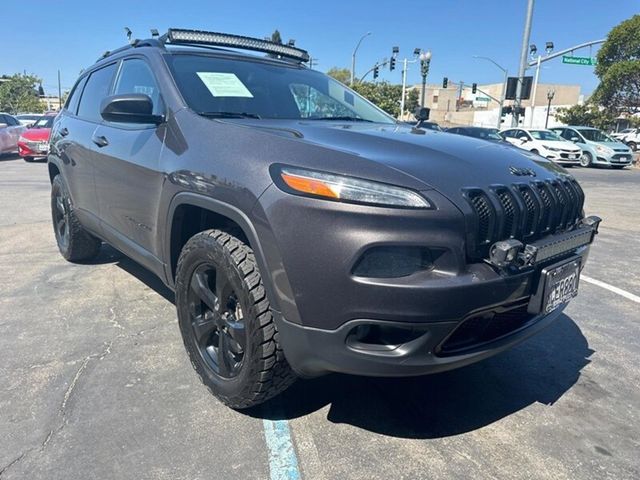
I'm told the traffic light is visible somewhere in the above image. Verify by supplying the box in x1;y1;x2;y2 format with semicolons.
390;57;396;71
420;60;428;76
373;65;379;79
443;77;448;88
502;106;513;115
472;83;477;94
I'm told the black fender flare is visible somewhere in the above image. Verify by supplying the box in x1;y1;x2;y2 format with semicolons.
164;192;284;314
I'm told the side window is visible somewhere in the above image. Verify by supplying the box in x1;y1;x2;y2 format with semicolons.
502;130;514;138
5;115;18;126
77;63;117;123
565;129;579;141
113;59;163;116
65;76;88;115
0;114;8;125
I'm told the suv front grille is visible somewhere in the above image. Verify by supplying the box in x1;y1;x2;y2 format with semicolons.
464;178;584;259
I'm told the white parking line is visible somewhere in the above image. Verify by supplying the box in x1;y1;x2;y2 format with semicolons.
582;275;640;304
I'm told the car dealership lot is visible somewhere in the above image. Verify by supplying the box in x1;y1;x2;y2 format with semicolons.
1;156;639;479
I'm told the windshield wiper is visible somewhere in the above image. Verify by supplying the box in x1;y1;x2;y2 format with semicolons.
306;116;373;122
198;111;261;119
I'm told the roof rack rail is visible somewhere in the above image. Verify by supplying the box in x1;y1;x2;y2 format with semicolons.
97;28;310;64
164;28;309;63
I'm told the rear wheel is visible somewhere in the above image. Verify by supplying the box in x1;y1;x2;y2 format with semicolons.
51;175;101;262
175;230;296;409
580;152;593;168
530;149;539;155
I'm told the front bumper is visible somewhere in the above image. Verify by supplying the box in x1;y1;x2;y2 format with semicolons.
18;141;48;158
594;152;633;165
277;301;568;377
545;151;581;165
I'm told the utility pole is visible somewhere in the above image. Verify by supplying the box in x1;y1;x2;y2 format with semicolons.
58;70;62;111
399;48;422;119
513;0;535;127
473;56;508;129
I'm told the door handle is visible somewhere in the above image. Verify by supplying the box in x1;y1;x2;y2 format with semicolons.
59;127;69;137
92;134;109;148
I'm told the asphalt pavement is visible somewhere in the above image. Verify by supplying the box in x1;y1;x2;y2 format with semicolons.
1;154;638;480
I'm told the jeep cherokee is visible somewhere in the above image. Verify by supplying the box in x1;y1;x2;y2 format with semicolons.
48;29;601;409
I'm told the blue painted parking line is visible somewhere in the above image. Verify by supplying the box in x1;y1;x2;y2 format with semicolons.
263;418;301;480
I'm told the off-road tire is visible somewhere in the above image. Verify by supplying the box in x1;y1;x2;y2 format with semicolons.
175;229;296;409
51;175;101;262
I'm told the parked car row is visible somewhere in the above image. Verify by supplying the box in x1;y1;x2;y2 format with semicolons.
440;123;634;169
611;127;639;151
0;112;55;161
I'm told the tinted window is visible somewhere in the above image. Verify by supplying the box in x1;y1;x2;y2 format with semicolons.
577;129;614;142
77;63;117;123
530;130;562;141
113;59;163;116
5;115;18;126
66;76;87;115
501;129;515;138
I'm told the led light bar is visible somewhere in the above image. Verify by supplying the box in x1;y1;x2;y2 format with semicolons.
167;28;310;63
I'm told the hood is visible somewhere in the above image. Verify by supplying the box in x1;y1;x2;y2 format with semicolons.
238;120;571;203
542;140;581;151
20;127;51;142
589;140;631;150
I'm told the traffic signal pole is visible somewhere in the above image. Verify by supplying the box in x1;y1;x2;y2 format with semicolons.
513;0;535;127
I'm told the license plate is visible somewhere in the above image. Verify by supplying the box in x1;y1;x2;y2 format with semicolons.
37;143;48;153
568;154;578;159
542;259;581;313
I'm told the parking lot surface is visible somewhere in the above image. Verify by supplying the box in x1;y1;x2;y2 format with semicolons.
1;155;639;479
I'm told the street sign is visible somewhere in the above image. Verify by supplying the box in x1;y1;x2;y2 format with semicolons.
562;56;597;66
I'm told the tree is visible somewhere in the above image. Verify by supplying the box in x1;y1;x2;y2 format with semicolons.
592;15;640;114
0;74;46;114
352;81;404;117
405;89;420;117
326;67;351;84
555;103;616;130
270;29;282;44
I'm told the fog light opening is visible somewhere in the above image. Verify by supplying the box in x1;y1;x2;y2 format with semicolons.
346;324;425;352
352;246;433;278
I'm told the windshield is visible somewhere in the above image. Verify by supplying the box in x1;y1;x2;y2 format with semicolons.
530;130;562;141
468;128;502;140
33;116;54;128
164;54;395;123
577;129;614;142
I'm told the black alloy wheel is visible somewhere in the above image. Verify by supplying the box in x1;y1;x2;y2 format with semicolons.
187;263;246;378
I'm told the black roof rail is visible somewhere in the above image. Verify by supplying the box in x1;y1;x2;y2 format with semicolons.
97;28;310;64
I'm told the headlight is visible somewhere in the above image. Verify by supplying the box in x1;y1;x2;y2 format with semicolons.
546;145;560;152
595;144;613;155
18;136;29;143
273;166;431;209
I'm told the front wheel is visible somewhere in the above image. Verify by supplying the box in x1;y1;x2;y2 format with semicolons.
627;141;637;152
175;230;296;409
580;152;593;168
51;175;101;262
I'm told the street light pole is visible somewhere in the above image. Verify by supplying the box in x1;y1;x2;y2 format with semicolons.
513;0;535;127
399;49;422;119
419;50;432;108
545;89;555;128
351;32;372;86
473;56;508;129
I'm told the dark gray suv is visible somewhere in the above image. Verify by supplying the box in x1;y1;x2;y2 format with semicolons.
48;29;601;409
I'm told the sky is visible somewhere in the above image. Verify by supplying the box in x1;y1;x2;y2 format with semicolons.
1;0;637;97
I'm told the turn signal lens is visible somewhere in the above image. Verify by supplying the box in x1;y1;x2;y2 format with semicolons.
277;167;431;208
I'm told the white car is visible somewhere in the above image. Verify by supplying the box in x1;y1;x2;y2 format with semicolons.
15;113;43;128
610;128;639;151
500;128;582;166
0;113;26;156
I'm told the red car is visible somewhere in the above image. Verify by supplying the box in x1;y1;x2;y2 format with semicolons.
18;114;56;162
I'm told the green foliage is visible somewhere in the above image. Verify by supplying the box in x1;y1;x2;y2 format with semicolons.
326;67;351;84
593;15;640;114
270;29;282;44
555;103;616;130
0;74;46;114
405;89;420;117
351;81;404;117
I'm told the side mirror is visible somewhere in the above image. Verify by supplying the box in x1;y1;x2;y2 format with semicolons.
570;137;580;142
100;94;164;125
519;136;529;142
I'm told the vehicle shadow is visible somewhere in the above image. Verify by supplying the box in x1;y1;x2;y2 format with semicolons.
88;244;175;303
0;153;21;162
89;244;592;439
250;314;592;439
